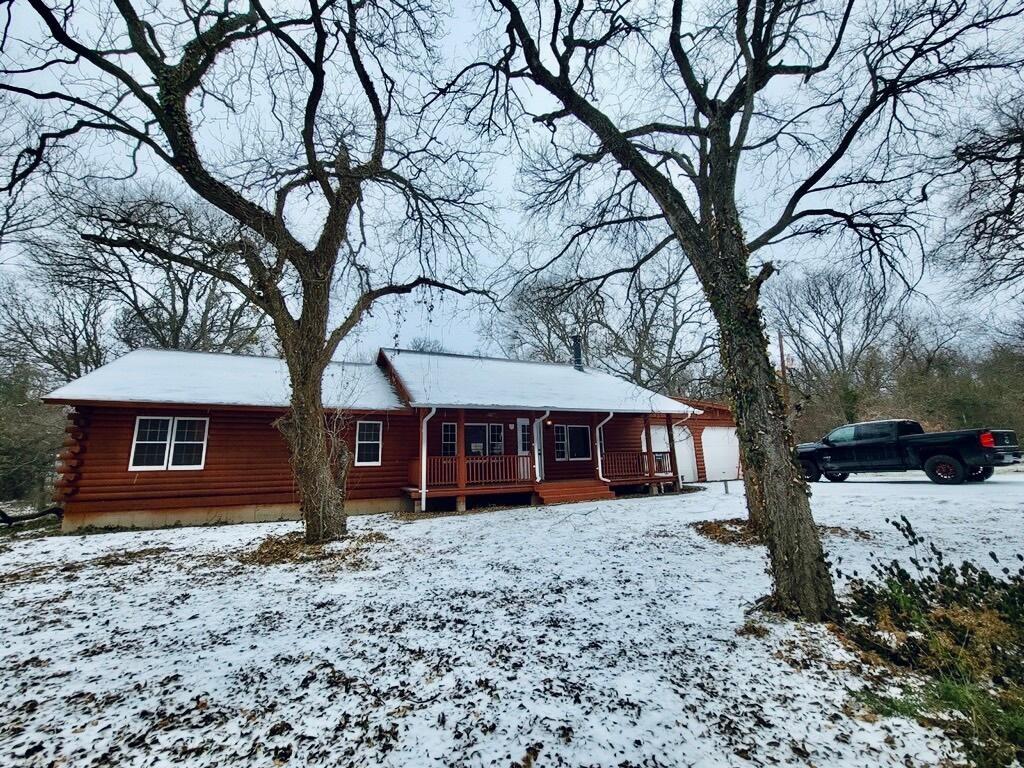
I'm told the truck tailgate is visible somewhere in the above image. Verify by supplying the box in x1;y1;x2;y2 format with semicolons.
991;430;1018;448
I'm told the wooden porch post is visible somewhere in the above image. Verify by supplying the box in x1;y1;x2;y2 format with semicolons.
666;414;680;491
456;408;467;488
643;415;656;481
455;409;467;511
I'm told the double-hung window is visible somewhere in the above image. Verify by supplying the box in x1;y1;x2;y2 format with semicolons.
553;424;591;461
355;420;383;466
129;416;208;471
488;424;504;455
440;422;457;456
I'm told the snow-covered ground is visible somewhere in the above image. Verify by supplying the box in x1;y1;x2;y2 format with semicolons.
3;472;1023;767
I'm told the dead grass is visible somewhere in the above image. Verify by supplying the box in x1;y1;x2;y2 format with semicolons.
736;620;770;638
0;546;173;586
691;518;760;546
691;517;873;547
238;531;391;570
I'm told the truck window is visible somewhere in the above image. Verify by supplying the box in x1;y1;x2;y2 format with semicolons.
827;425;856;443
854;422;893;440
897;421;924;436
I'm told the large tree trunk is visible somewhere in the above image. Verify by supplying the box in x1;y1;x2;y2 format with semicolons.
277;359;347;544
710;272;838;620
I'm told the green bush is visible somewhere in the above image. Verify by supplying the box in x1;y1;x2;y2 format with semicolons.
844;517;1024;766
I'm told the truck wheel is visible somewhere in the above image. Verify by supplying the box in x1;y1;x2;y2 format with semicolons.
924;455;966;485
801;460;822;482
824;472;849;482
967;466;995;482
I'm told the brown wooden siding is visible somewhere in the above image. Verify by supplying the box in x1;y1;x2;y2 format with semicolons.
61;406;419;515
426;408;535;457
540;412;599;481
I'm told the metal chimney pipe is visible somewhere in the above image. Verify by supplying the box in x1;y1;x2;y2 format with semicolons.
571;335;584;371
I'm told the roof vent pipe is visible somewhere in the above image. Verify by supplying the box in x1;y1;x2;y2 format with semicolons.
571;335;584;371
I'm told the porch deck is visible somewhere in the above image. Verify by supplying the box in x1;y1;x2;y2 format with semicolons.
405;450;676;506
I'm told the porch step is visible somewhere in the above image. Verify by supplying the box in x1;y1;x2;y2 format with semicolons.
536;479;615;505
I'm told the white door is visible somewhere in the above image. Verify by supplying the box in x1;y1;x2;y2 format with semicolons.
673;426;699;483
701;427;742;481
516;418;533;480
644;424;699;483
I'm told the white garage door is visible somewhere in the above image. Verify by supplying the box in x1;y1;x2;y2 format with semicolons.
701;427;741;481
643;424;700;484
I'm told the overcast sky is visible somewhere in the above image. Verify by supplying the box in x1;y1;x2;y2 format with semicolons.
2;0;1020;366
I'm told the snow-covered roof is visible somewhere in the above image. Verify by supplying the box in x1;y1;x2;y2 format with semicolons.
381;349;698;414
44;349;404;411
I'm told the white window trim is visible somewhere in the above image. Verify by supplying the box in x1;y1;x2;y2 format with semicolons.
554;424;592;462
516;417;532;455
128;416;209;472
488;423;504;455
441;421;456;456
354;420;383;467
168;417;209;471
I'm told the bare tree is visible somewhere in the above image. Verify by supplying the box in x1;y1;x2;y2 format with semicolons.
766;267;901;424
0;275;108;383
2;0;489;543
407;337;449;353
450;0;1021;618
486;274;601;362
942;89;1024;291
594;265;716;394
32;188;269;354
488;262;715;393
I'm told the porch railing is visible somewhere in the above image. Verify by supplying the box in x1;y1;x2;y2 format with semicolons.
603;451;647;479
426;456;458;487
467;455;534;486
603;450;674;479
653;452;673;475
409;454;535;489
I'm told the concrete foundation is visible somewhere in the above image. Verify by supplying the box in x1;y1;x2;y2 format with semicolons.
61;497;413;532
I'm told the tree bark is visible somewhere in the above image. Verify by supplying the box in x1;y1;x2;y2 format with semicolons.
276;357;347;544
708;259;838;620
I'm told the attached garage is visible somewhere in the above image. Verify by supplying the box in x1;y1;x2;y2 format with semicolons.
700;426;741;481
669;399;742;483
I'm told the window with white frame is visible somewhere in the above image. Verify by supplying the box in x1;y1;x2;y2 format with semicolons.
553;424;591;461
129;416;208;471
488;424;504;455
355;420;383;466
517;419;533;453
440;422;456;456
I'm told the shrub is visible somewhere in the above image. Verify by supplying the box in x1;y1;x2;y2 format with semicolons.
844;517;1024;766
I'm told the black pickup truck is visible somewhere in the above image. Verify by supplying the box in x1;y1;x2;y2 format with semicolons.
796;419;1021;484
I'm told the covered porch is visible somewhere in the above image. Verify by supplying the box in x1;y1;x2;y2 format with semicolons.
406;408;684;511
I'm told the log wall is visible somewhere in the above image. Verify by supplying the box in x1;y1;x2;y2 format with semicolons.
59;406;419;520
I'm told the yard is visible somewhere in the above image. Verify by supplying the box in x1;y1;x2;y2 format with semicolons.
3;473;1023;767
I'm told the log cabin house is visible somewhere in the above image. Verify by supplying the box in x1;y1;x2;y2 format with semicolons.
43;347;739;531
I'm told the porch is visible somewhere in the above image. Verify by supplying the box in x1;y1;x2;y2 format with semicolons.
405;408;682;510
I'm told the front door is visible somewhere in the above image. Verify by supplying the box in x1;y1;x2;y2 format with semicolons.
465;424;488;457
516;417;533;480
